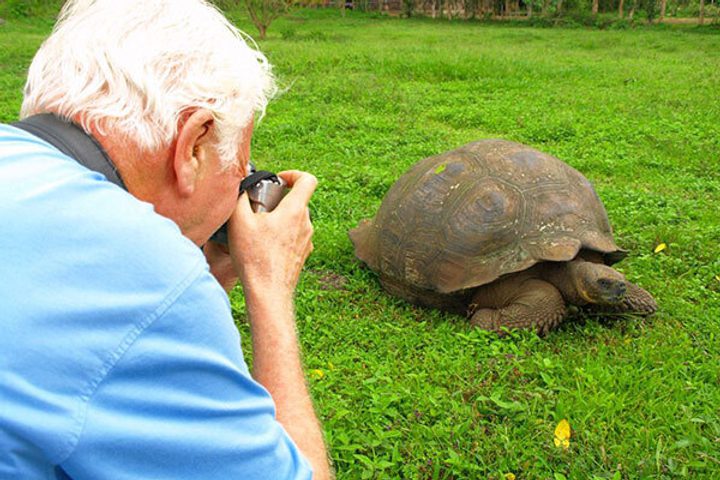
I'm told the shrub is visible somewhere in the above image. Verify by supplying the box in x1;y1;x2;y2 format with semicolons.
608;17;633;29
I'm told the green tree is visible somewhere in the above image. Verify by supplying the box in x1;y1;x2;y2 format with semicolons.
247;0;293;39
643;0;658;22
628;0;637;18
217;0;291;39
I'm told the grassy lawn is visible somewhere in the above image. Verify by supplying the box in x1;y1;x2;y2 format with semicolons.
2;9;719;479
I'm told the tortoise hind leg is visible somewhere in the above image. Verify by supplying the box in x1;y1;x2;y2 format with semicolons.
379;274;467;315
469;278;567;336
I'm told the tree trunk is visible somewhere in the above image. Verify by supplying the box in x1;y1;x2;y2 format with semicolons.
699;0;705;24
542;0;550;15
592;0;598;15
659;0;666;20
504;0;510;16
556;0;564;15
527;0;533;17
258;24;267;39
628;0;636;19
618;0;624;17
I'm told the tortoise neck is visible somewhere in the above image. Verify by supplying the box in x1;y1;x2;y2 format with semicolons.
540;260;589;305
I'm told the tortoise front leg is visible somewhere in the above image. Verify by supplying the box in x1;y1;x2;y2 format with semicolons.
469;279;567;336
590;281;658;316
622;282;657;314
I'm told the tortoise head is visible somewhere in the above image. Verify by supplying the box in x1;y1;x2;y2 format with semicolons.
571;262;627;305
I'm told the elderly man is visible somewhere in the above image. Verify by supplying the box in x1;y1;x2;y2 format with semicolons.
0;1;331;479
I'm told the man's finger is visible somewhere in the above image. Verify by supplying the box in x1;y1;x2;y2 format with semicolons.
276;170;305;187
231;191;254;222
278;171;317;207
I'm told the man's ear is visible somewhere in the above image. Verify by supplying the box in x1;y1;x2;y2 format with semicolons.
174;108;215;197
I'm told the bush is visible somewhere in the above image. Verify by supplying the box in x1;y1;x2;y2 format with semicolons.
707;4;720;21
641;0;658;23
608;17;633;29
278;25;298;39
402;0;414;17
527;14;560;27
528;11;634;29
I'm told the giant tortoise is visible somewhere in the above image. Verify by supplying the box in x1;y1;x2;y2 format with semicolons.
349;139;657;335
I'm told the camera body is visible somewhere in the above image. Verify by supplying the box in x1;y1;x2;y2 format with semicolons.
209;164;287;245
245;173;287;214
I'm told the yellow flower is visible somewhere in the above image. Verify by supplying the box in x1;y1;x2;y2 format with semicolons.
554;419;571;449
654;242;667;254
310;369;324;380
504;473;516;480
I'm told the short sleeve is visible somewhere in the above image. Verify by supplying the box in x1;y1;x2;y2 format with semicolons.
57;270;313;480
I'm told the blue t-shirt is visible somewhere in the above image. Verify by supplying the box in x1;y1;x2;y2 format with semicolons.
0;125;312;479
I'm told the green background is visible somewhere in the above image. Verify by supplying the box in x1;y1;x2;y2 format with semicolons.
1;8;719;479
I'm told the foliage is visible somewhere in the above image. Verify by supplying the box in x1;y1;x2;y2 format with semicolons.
528;11;633;27
642;0;658;22
352;0;715;24
403;0;416;17
2;8;720;479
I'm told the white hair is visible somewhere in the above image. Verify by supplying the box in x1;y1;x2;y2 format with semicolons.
21;0;276;168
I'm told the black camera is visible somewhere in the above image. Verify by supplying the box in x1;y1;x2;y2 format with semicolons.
209;163;287;245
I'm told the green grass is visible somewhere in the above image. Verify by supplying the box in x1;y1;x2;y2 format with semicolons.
2;9;719;479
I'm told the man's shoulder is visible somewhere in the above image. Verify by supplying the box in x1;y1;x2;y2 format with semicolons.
0;122;204;285
0;119;214;368
0;118;217;375
0;122;223;471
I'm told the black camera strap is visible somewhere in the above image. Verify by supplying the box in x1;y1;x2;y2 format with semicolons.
12;113;278;246
12;113;126;190
240;169;278;193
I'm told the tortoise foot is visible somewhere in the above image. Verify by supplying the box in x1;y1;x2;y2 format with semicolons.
468;279;568;336
591;282;657;316
470;308;566;336
622;282;658;315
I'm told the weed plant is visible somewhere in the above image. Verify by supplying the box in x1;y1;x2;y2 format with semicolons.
1;8;719;479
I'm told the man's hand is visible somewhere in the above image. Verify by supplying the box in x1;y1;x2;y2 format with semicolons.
203;241;238;293
203;170;316;296
218;169;331;479
227;170;317;310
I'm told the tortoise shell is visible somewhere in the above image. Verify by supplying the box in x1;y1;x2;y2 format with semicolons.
350;139;625;294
